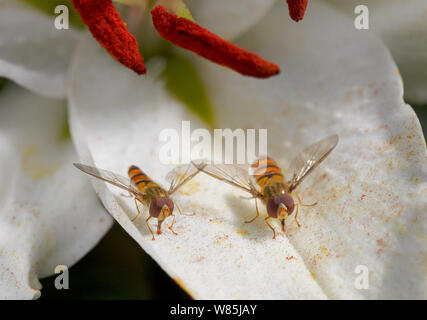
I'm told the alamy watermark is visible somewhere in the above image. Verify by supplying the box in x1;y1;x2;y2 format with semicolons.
54;264;69;290
54;4;370;31
54;5;69;30
354;265;369;290
354;5;369;30
159;121;267;165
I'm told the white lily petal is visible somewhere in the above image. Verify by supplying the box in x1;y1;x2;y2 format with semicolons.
194;1;427;299
68;35;327;299
0;0;79;98
186;0;276;40
325;0;427;104
0;83;112;299
69;0;426;298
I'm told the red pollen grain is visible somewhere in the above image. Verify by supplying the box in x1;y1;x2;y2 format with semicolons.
71;0;146;74
151;5;280;79
286;0;309;22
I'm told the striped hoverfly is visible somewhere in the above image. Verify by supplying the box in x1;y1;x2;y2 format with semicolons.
193;135;338;239
74;162;205;240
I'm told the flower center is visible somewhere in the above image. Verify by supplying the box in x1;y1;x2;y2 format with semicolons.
71;0;309;78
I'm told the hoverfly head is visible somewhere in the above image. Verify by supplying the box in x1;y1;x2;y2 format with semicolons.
149;197;174;218
266;194;295;219
150;197;174;234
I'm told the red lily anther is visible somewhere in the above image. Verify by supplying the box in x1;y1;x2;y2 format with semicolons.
72;0;146;75
286;0;309;22
151;5;280;79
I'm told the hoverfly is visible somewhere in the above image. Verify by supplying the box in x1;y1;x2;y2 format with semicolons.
74;162;205;240
193;135;338;239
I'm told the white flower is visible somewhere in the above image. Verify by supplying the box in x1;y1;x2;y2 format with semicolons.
326;0;427;104
0;0;425;299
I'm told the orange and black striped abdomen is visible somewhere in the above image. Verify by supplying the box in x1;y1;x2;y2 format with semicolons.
128;165;158;192
251;156;284;189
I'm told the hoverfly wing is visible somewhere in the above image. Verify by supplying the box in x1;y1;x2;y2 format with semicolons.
73;163;141;196
287;134;338;192
166;162;206;195
192;160;261;197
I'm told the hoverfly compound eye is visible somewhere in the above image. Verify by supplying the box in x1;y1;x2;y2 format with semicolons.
165;198;174;213
149;197;174;218
266;195;281;218
280;194;294;215
267;194;294;218
149;199;162;218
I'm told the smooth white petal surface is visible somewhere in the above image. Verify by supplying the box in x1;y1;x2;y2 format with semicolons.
195;1;427;299
186;0;276;40
326;0;427;104
0;83;112;299
0;0;79;98
68;0;426;298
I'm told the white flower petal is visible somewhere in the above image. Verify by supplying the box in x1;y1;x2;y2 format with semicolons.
0;0;80;98
0;83;112;299
194;1;427;299
68;35;327;299
325;0;427;104
186;0;276;40
68;1;426;298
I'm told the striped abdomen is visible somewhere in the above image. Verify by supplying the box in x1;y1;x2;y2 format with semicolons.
251;156;284;190
128;165;160;193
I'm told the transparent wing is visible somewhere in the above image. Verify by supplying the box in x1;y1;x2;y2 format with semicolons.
73;163;142;196
166;162;206;195
192;160;261;197
287;134;338;192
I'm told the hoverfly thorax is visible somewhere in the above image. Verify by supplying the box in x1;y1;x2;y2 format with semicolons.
266;194;295;219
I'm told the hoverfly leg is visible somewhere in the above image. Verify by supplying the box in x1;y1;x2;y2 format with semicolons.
295;191;317;207
294;191;316;228
264;216;276;239
245;198;260;223
168;213;178;236
176;202;195;216
131;199;142;222
145;216;155;240
294;203;302;228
